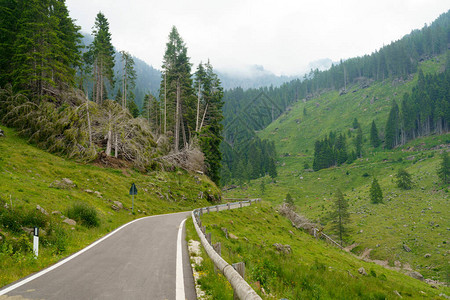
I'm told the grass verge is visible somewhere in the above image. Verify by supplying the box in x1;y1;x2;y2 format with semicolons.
199;202;449;299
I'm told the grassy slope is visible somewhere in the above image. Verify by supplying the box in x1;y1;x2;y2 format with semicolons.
198;203;449;299
224;55;450;283
0;126;220;287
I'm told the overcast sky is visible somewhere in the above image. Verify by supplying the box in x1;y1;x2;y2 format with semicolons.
65;0;449;76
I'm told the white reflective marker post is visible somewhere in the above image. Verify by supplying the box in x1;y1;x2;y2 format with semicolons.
33;227;39;258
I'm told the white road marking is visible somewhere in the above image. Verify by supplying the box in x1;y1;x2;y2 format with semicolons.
0;211;188;296
176;218;187;300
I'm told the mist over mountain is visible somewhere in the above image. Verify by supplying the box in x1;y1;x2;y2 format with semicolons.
82;33;334;106
216;59;334;90
216;65;297;90
306;58;334;72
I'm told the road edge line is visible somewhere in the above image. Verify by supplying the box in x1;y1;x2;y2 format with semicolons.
176;218;187;300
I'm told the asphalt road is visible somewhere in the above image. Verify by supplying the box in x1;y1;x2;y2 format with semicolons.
0;211;196;300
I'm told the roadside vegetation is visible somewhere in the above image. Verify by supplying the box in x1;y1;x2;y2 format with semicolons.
0;126;220;287
198;202;449;299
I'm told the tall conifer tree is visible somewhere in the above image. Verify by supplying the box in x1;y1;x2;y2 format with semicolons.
197;61;224;184
385;101;400;149
10;0;81;99
90;12;115;104
370;120;381;148
370;178;383;204
160;26;195;151
331;189;350;245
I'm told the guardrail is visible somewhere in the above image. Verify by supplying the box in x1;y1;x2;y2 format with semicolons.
192;199;262;300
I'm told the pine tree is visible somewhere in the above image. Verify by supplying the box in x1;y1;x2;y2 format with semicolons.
119;51;136;109
285;193;294;206
331;189;350;245
0;0;18;86
437;152;450;184
90;12;115;104
127;99;139;118
352;118;360;129
10;0;81;99
268;158;277;180
260;180;265;195
370;120;381;148
396;168;413;190
197;61;224;184
385;101;400;149
160;26;195;151
336;133;348;165
370;178;383;204
354;127;363;158
142;93;160;132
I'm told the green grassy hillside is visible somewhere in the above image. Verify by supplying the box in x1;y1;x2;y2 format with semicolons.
0;126;220;287
195;203;449;299
224;55;449;283
259;55;446;158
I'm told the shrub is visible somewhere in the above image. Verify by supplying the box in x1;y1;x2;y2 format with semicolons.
0;209;23;233
285;193;294;206
11;234;32;253
22;210;48;228
67;202;100;228
52;227;68;254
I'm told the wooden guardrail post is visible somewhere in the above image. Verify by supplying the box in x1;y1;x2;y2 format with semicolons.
207;207;210;214
222;227;228;239
201;226;206;234
232;262;246;300
213;242;221;256
200;207;203;216
227;203;230;210
213;242;222;274
205;232;212;245
239;201;242;208
216;205;219;212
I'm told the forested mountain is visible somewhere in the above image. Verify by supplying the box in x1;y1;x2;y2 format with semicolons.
220;10;450;185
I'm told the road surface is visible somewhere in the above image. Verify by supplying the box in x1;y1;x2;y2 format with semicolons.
0;211;196;300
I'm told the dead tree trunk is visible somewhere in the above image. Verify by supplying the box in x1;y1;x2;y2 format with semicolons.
86;94;92;148
196;81;201;132
114;132;118;158
174;79;181;152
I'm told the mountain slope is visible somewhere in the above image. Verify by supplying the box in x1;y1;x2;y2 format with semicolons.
223;54;450;283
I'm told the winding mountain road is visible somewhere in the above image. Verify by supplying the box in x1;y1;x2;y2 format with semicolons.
0;211;196;300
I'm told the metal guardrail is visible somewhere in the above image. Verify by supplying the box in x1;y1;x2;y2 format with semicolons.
192;199;262;300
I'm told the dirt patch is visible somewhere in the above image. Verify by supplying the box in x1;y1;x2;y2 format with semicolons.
344;243;359;253
359;248;373;259
93;151;132;169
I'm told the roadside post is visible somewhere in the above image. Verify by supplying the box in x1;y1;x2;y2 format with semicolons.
33;227;39;258
129;183;138;214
